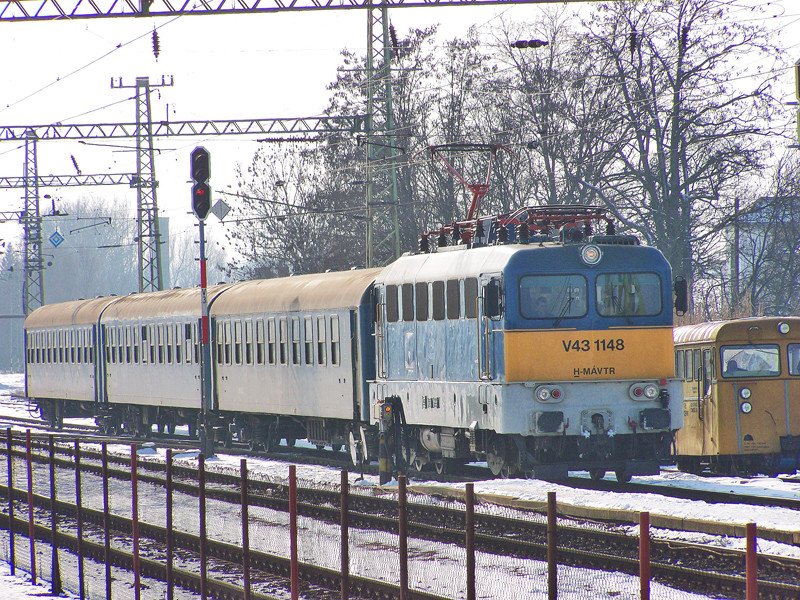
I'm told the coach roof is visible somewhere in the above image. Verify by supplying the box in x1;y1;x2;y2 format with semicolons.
25;296;119;329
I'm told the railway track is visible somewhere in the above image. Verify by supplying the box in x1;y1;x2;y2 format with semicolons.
3;435;800;600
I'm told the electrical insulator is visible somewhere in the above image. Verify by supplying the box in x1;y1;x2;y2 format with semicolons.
497;224;508;244
519;221;529;243
437;229;447;247
606;221;616;235
152;30;161;59
419;235;429;253
510;39;549;49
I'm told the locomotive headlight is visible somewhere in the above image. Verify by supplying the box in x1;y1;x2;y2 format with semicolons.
580;244;602;265
644;384;659;399
537;387;551;401
740;402;753;414
778;322;790;335
535;386;564;402
740;387;751;400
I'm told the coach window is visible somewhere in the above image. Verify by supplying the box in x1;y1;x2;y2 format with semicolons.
279;318;288;365
291;317;301;365
256;320;265;365
330;315;340;366
193;323;200;364
182;324;191;364
118;328;125;364
788;344;800;376
317;315;327;365
385;285;399;323
684;349;694;381
47;332;52;363
415;282;429;321
675;350;684;379
432;281;445;321
141;326;148;364
268;318;277;365
156;325;164;364
124;328;130;364
401;283;414;322
216;322;224;364
304;317;314;365
245;320;253;365
132;328;139;364
234;321;243;365
225;321;233;365
60;331;65;363
175;324;183;364
106;330;113;364
166;325;173;364
149;325;156;364
447;279;461;319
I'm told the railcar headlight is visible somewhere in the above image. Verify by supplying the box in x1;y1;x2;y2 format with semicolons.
778;322;790;335
740;388;751;400
580;244;602;265
740;402;753;414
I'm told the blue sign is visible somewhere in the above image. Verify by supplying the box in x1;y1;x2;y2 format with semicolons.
49;231;64;248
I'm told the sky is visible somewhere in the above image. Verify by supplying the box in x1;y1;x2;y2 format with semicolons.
0;0;799;265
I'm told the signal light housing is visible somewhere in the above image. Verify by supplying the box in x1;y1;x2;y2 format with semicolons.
191;147;211;220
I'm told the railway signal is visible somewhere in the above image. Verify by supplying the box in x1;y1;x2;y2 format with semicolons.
191;147;211;220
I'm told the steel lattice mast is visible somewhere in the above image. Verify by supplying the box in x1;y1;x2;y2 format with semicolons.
22;129;43;315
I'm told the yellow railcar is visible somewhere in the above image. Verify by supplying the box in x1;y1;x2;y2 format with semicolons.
673;317;800;476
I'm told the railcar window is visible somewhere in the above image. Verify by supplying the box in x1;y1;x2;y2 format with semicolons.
70;331;75;363
684;349;693;381
126;328;132;364
268;318;277;365
216;323;224;364
386;285;399;323
331;315;340;366
415;283;428;321
166;326;172;364
720;345;780;378
702;349;713;395
402;283;414;322
59;331;64;363
175;324;183;364
692;349;700;380
256;320;265;365
245;320;253;365
106;330;113;364
150;325;156;364
157;325;165;364
317;316;327;365
788;344;800;376
292;317;301;365
234;321;242;365
184;324;192;364
447;279;461;319
225;322;232;365
193;323;200;364
432;281;445;321
596;273;662;317
141;326;148;364
519;274;588;319
675;350;684;379
279;318;288;365
304;317;314;365
47;332;52;363
133;328;139;364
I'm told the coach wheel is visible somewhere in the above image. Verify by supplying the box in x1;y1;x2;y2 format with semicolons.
614;469;631;484
589;469;605;481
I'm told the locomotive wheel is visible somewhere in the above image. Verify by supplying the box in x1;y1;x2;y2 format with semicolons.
413;458;426;472
614;469;631;484
433;460;446;475
487;437;507;477
589;469;605;481
285;437;296;447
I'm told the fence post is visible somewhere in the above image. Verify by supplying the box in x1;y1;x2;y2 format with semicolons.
166;449;174;600
639;512;650;600
102;444;112;600
399;475;408;600
75;440;84;600
340;469;349;600
547;491;557;600
199;453;207;600
746;522;757;600
290;465;298;600
48;435;61;596
241;458;251;600
131;445;140;600
6;428;14;575
26;429;36;585
466;483;475;600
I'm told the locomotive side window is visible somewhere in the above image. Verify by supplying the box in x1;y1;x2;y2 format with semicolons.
245;320;253;365
685;349;694;381
234;321;242;365
464;278;479;319
279;318;288;365
415;282;428;321
256;320;265;365
447;279;460;319
789;344;800;376
304;317;314;365
291;317;301;365
720;344;780;378
268;318;277;365
596;273;662;316
675;350;684;379
520;274;587;319
317;316;327;365
386;285;399;323
331;315;340;366
402;283;414;322
432;281;445;321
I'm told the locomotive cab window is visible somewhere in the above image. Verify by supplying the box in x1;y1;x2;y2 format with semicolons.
789;344;800;376
519;274;587;319
596;273;662;317
720;345;780;378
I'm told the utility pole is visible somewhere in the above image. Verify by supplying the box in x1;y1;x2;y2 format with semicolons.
112;76;174;293
22;129;43;316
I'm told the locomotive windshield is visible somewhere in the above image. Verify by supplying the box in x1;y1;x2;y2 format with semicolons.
520;274;587;319
790;344;800;376
596;273;662;317
720;345;780;378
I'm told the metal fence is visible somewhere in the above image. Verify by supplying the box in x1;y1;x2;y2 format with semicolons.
0;428;764;600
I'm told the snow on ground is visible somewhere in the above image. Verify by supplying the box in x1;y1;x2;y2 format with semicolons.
0;560;72;599
2;371;800;599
